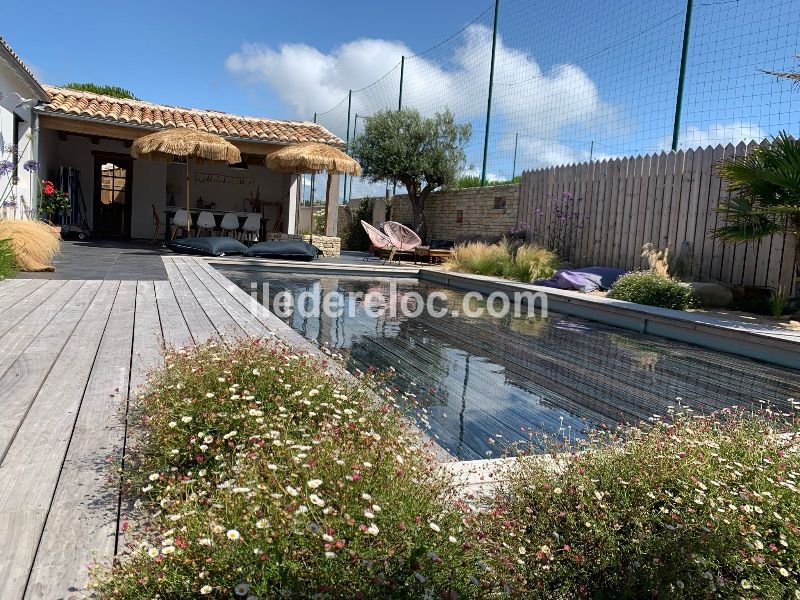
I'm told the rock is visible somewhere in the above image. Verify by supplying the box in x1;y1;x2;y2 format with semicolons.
688;282;733;308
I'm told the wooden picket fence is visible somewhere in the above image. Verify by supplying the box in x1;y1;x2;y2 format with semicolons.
517;141;796;291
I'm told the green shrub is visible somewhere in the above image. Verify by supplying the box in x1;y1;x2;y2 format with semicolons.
91;340;494;599
0;238;17;280
609;270;696;310
495;411;800;599
343;197;375;251
445;240;558;283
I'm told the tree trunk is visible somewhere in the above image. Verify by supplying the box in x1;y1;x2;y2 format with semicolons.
406;182;431;244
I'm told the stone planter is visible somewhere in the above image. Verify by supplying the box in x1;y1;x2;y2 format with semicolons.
267;233;341;257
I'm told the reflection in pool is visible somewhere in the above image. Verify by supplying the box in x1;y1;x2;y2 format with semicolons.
224;271;799;460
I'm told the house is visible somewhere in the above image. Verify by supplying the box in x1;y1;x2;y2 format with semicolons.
0;37;51;218
0;36;343;240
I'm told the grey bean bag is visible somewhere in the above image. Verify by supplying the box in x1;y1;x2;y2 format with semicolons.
168;236;248;257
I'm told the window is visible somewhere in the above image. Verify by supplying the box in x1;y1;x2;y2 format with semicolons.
100;162;127;205
493;196;506;209
456;210;464;224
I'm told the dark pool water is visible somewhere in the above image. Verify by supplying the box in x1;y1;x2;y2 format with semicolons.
224;271;799;460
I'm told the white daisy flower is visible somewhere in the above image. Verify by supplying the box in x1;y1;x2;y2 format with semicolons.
226;529;241;541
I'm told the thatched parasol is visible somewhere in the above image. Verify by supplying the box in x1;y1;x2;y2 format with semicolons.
265;142;360;239
131;128;241;229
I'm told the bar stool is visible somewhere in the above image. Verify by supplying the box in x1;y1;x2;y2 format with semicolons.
171;208;193;239
220;212;240;239
196;211;216;236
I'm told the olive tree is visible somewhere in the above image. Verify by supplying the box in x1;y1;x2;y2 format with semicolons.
350;109;471;242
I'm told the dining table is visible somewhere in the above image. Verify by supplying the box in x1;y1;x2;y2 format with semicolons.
163;208;268;243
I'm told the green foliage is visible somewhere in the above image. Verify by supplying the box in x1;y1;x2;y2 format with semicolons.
0;238;17;280
609;270;696;310
445;240;559;283
91;340;492;599
454;174;521;188
350;109;471;241
767;286;789;318
62;82;138;100
312;209;325;235
497;410;800;599
714;133;800;244
342;197;375;251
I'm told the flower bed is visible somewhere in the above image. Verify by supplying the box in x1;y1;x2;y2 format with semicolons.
91;338;800;598
90;340;495;598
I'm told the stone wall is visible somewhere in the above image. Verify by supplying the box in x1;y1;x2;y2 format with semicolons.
387;184;519;242
266;233;341;257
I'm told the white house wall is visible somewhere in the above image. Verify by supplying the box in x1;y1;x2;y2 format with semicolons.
0;59;39;218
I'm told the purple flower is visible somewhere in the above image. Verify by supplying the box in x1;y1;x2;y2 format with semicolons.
3;143;17;154
0;160;14;176
562;192;573;200
22;159;39;173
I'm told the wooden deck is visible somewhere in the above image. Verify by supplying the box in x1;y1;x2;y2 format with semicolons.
0;257;298;600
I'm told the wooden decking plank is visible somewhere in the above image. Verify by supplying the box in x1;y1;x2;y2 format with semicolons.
0;281;83;377
161;259;216;343
173;258;245;341
21;281;136;600
0;281;119;600
0;278;30;300
186;259;270;338
192;259;313;350
0;280;63;333
154;280;193;349
0;280;46;312
130;281;163;393
0;281;101;461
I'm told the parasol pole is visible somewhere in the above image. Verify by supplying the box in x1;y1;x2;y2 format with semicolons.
185;158;191;233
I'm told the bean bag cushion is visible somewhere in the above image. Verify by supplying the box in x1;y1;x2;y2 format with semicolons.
534;267;626;292
167;236;248;257
245;240;321;261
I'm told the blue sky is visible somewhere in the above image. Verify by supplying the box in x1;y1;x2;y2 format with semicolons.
6;0;800;197
4;0;488;119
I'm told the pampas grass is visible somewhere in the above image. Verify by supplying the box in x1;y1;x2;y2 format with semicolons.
444;239;559;283
0;219;60;272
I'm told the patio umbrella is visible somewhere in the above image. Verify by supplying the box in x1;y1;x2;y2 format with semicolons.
131;128;241;229
265;142;360;241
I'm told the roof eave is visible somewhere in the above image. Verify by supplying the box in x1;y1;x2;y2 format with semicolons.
33;109;339;148
0;46;50;102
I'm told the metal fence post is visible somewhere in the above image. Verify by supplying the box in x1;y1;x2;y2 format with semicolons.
309;113;317;207
343;90;352;203
349;114;359;201
671;0;694;152
480;0;500;187
393;56;405;197
511;132;518;181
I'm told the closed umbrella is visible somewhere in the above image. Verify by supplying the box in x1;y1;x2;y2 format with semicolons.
265;142;360;241
131;128;241;231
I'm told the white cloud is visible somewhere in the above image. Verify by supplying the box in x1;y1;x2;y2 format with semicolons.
225;25;621;171
664;122;767;151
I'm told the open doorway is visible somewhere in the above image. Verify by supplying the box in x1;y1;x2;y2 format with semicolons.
93;154;132;238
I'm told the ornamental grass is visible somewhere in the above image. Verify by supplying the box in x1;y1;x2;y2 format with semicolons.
0;218;60;272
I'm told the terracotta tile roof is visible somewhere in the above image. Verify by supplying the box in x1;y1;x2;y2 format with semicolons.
39;85;343;147
0;37;49;99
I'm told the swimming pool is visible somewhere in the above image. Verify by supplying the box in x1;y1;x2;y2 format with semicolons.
224;270;799;460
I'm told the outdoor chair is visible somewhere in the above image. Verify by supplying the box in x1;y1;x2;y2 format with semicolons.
360;220;394;261
220;212;240;239
171;208;193;239
383;221;422;262
240;213;261;244
195;211;217;236
151;204;162;243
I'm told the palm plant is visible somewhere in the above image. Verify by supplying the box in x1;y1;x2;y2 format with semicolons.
714;133;800;283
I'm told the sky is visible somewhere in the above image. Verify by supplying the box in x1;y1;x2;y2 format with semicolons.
5;0;800;198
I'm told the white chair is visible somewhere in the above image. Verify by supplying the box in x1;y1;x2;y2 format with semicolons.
171;208;193;239
220;212;241;239
195;211;216;236
240;213;261;244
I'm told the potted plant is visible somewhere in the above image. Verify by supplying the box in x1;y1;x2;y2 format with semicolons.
38;179;70;222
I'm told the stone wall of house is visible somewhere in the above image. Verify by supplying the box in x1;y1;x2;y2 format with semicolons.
267;233;341;257
386;184;519;242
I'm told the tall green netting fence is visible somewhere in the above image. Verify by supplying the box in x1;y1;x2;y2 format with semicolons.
311;0;800;203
